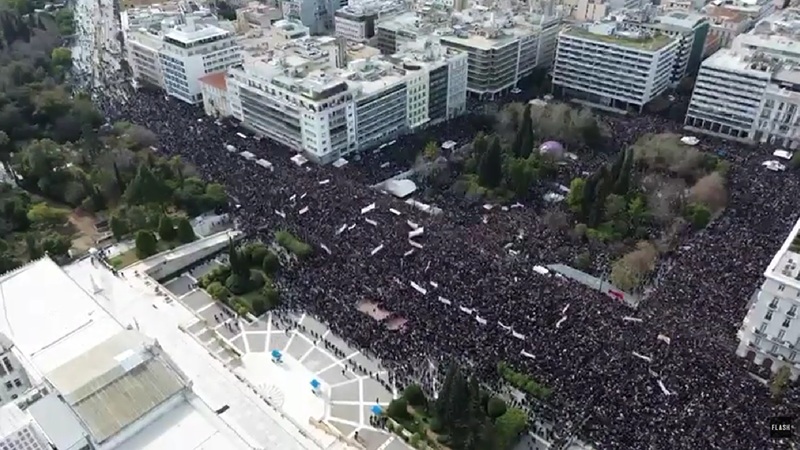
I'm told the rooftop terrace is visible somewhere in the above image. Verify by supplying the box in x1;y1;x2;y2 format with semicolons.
564;25;675;51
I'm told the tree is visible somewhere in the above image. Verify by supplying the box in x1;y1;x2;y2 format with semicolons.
506;158;535;198
478;136;503;189
26;202;68;227
51;47;72;69
685;203;711;228
566;178;586;213
494;408;527;449
24;234;42;260
423;141;440;160
40;233;71;257
157;215;176;241
770;366;792;401
610;241;658;291
204;183;227;209
134;230;158;259
113;162;126;193
403;384;427;408
387;397;410;420
262;251;280;273
689;172;727;212
125;164;171;206
487;397;507;419
109;215;129;240
0;131;12;174
176;217;196;243
511;105;534;158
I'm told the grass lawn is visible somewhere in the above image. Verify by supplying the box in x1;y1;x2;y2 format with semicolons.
110;240;177;269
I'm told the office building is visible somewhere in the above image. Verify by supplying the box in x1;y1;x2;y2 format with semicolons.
0;403;50;450
618;9;709;81
235;1;284;32
334;0;407;42
225;38;467;163
377;6;562;99
0;336;31;408
281;0;347;34
126;17;243;103
685;8;800;148
737;217;800;380
199;72;231;117
705;6;754;53
552;22;679;112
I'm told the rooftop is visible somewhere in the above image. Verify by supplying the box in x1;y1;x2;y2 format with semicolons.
767;216;800;286
164;22;231;45
27;394;88;450
199;72;228;91
702;47;779;74
563;24;676;51
0;403;33;438
0;258;124;382
46;330;188;443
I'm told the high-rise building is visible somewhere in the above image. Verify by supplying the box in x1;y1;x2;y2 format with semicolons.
334;0;407;43
737;217;800;380
552;22;679;112
685;8;800;148
126;17;243;103
0;404;50;450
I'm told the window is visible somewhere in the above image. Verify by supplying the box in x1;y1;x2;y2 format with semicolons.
13;379;21;387
771;344;779;353
760;322;768;331
779;283;787;292
779;330;786;339
4;381;11;390
2;357;12;373
766;311;774;320
790;305;797;316
792;352;797;361
10;394;16;400
784;318;792;328
756;337;762;346
771;297;780;308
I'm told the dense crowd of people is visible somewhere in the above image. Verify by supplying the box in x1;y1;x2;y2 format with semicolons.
96;88;800;450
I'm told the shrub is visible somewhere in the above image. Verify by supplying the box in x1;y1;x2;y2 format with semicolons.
410;434;421;447
246;243;269;267
387;398;410;420
429;416;443;433
225;274;249;295
157;215;176;241
249;270;265;290
436;434;451;445
206;282;230;301
275;230;313;258
110;215;128;240
262;251;280;274
264;286;280;308
487;397;507;419
403;384;427;408
176;217;196;243
685;202;711;229
250;294;268;316
134;230;158;259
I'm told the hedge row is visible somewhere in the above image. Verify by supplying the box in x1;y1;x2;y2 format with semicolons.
497;361;552;400
275;230;313;258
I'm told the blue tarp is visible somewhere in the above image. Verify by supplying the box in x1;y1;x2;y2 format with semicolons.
271;349;282;359
371;405;383;415
310;379;321;389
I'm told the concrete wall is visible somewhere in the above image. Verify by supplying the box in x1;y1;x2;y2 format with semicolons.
142;230;243;281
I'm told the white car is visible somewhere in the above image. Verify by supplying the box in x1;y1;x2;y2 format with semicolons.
680;136;700;146
773;149;793;160
762;160;787;172
511;87;522;94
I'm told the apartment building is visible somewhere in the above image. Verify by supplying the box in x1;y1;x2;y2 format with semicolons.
334;0;406;43
224;39;467;163
552;23;679;112
126;17;243;103
377;7;562;99
685;8;800;148
737;217;800;380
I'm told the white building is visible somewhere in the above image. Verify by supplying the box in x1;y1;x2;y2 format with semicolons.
685;8;800;148
552;22;679;112
0;336;31;408
737;217;800;380
282;0;347;34
223;38;467;163
0;258;252;450
199;72;231;117
334;0;406;43
126;17;243;103
377;9;562;99
0;403;50;450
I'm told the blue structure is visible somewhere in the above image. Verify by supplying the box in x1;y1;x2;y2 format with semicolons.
371;405;383;415
310;379;321;391
271;349;282;362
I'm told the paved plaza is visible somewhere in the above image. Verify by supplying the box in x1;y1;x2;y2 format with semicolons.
171;265;405;450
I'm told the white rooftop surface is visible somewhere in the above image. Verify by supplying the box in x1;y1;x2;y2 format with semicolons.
113;397;249;450
767;216;800;285
0;403;31;437
0;258;123;381
62;257;328;449
164;24;229;45
702;48;775;74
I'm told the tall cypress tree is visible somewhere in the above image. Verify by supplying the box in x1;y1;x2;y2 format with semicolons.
435;363;459;426
519;104;535;159
580;172;599;222
613;149;634;195
478;136;503;189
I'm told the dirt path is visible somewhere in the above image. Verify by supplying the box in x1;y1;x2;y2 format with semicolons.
68;209;99;252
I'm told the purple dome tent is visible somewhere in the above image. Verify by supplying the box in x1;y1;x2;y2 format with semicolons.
539;141;565;158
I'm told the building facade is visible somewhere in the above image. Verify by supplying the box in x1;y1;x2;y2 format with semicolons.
334;0;406;43
224;40;467;163
377;10;562;99
552;23;679;112
0;404;50;450
0;336;31;407
126;19;243;103
737;217;800;380
198;72;231;117
685;8;800;148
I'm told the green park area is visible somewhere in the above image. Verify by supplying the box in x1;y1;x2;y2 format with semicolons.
382;364;529;450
